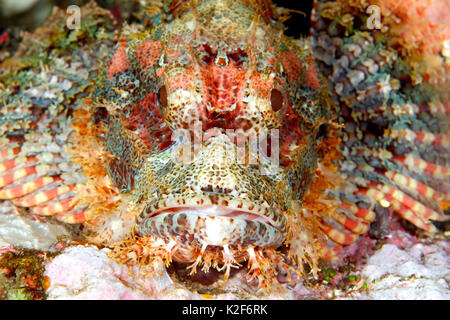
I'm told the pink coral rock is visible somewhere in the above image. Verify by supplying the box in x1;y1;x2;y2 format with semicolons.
44;245;185;299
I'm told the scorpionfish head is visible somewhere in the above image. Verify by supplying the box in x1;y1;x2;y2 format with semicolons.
94;1;331;266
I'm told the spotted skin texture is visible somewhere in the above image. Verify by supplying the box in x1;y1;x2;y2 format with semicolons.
0;0;448;291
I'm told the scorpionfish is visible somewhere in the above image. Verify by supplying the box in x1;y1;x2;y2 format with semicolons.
0;0;448;290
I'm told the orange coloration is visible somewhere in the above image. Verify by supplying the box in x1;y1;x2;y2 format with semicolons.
32;197;76;216
280;50;303;83
24;277;37;289
123;92;172;150
266;57;276;65
42;276;50;290
320;221;359;245
56;209;86;224
135;39;162;70
306;59;320;89
385;170;444;201
0;156;37;173
285;123;345;264
376;0;450;56
68;108;122;230
107;45;129;78
332;211;370;234
166;66;197;91
0;176;62;199
0;147;20;161
0;166;37;188
356;183;445;230
392;154;449;178
156;67;166;78
201;62;247;114
429;102;449;115
279;109;308;166
2;0;445;293
13;184;75;207
249;71;273;98
371;182;444;220
374;0;450;83
166;47;182;59
339;201;375;222
320;242;342;261
383;194;436;232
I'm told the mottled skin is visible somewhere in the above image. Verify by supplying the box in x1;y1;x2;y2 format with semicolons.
0;0;448;290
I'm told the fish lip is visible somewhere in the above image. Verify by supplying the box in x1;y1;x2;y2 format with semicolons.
137;194;287;232
145;205;282;231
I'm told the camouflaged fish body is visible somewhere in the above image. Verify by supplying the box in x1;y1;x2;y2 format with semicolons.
0;0;448;287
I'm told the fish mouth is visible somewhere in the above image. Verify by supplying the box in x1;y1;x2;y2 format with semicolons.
135;195;286;249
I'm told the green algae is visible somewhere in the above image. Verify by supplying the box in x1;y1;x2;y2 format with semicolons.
0;249;53;300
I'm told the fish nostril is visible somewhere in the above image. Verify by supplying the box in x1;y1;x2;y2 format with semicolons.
204;110;238;131
201;185;233;195
201;185;214;193
209;111;225;121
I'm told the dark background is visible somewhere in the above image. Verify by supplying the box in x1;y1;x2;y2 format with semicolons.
273;0;313;37
0;0;314;36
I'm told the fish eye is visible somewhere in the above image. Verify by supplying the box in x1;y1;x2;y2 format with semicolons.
158;85;168;108
270;88;284;112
